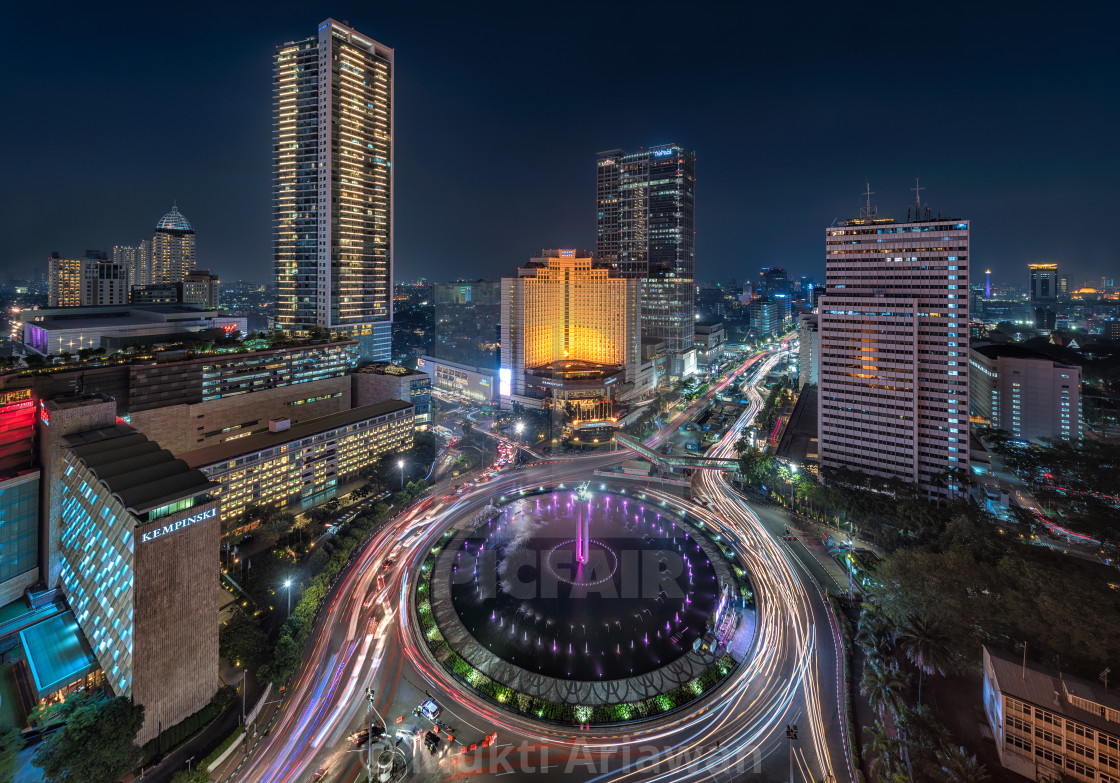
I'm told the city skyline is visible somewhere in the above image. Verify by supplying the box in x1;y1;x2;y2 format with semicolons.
4;1;1118;287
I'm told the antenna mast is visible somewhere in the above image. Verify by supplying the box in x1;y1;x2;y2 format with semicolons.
912;177;925;220
861;181;876;219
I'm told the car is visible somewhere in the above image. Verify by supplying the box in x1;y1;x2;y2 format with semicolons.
380;558;394;571
310;768;329;782
349;725;385;746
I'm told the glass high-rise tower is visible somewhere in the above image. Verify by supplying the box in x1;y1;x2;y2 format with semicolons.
152;205;196;285
596;145;696;375
274;19;393;360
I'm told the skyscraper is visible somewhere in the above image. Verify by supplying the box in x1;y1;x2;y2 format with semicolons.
818;202;970;497
1029;263;1058;302
152;205;196;285
596;145;696;376
113;239;151;289
48;253;128;307
274;19;394;361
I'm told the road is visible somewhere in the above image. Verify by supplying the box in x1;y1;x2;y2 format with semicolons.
224;343;854;783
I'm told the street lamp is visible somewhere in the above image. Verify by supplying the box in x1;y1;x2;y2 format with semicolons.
786;724;797;783
283;579;292;617
398;459;406;490
514;421;524;462
787;463;799;510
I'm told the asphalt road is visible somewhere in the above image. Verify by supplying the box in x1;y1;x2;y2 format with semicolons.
223;344;855;783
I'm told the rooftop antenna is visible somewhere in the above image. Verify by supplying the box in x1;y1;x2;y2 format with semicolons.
861;181;876;219
911;176;924;218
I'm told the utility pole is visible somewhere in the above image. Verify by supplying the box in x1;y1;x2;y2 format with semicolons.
366;687;375;781
786;724;797;783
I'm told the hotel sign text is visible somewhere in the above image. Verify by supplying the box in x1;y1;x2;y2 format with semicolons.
141;508;217;543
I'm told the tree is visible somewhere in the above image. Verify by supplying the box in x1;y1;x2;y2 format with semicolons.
864;721;906;781
170;769;210;783
219;608;269;669
860;662;909;720
938;745;990;783
33;695;144;783
896;614;952;703
0;725;25;782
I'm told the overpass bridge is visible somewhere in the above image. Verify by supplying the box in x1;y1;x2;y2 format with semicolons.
614;432;739;471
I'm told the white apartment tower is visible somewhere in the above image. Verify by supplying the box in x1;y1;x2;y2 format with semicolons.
274;19;393;361
818;204;970;497
113;239;152;289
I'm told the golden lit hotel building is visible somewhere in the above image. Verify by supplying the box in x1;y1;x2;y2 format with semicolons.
181;400;413;527
500;250;641;423
274;19;393;360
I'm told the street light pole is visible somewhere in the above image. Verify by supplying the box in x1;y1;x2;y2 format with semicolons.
284;579;292;617
786;724;797;783
398;459;405;490
848;517;855;602
241;668;247;724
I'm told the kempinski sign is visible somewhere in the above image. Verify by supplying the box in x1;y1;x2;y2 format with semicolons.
140;508;217;543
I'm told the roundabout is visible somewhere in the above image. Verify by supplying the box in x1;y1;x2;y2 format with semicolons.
412;482;756;724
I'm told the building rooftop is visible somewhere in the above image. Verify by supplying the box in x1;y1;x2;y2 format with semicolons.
985;645;1120;736
20;611;99;698
21;304;225;329
64;425;217;514
180;399;414;468
155;204;193;233
971;343;1079;364
357;362;426;377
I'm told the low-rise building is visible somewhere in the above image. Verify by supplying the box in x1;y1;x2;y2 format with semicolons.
352;363;431;426
693;322;725;368
417;355;497;404
182;401;414;525
984;645;1120;782
20;304;246;356
969;344;1082;441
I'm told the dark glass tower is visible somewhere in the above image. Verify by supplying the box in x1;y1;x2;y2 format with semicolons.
596;145;696;367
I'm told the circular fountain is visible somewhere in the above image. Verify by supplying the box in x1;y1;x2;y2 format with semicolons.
418;484;753;720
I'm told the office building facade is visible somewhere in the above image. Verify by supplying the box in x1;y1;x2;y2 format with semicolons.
151;205;197;285
416;355;497;404
501;250;641;421
1029;263;1059;303
969;344;1081;442
596;145;696;375
274;19;393;360
797;313;819;389
818;212;970;496
0;386;39;603
60;424;219;743
113;240;152;289
183;401;413;524
750;297;787;338
984;645;1120;783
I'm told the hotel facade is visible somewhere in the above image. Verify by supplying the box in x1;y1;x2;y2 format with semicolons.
818;211;970;496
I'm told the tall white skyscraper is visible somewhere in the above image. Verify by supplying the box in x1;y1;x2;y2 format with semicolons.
274;19;393;361
817;200;970;497
113;239;152;289
152;205;196;285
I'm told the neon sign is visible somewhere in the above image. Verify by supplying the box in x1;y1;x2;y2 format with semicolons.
652;149;673;157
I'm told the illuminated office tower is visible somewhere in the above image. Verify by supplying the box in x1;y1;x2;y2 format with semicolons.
48;255;83;307
818;201;970;497
48;253;128;307
1029;263;1058;302
595;145;696;376
274;19;393;360
151;205;196;285
113;240;151;289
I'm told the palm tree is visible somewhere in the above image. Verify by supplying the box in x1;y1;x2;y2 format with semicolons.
896;614;952;703
860;663;909;720
938;745;989;783
865;721;906;781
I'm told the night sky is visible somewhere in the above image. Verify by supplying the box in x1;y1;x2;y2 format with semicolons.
5;1;1118;289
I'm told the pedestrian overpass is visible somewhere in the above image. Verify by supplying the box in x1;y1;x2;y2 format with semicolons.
614;432;739;471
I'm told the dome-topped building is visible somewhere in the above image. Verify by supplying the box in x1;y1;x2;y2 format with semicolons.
155;204;194;234
152;203;196;285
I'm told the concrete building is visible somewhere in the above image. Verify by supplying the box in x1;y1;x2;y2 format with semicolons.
693;321;725;368
274;19;394;360
1029;263;1059;303
181;270;220;308
416;355;496;404
59;423;219;743
48;254;128;307
749;297;786;338
352;363;430;426
20;304;246;356
969;344;1081;441
501;250;642;423
125;340;358;455
797;313;819;389
183;401;413;524
151;205;197;285
984;645;1120;783
113;240;152;289
818;209;970;497
596;145;697;377
0;386;39;604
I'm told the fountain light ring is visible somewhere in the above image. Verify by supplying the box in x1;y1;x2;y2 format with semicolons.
543;539;619;586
